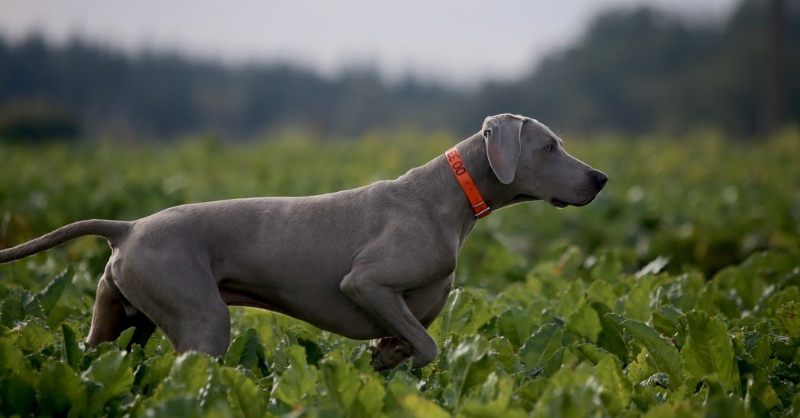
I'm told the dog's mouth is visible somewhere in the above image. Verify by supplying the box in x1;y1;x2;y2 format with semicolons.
519;194;598;208
551;194;600;208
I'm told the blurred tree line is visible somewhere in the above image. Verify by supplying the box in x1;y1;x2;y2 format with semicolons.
464;0;800;138
0;0;796;142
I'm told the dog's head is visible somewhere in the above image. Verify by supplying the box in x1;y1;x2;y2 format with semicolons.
482;113;607;208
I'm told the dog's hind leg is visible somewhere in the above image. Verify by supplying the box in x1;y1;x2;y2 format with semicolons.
159;296;231;357
86;276;130;346
86;270;155;348
113;256;231;357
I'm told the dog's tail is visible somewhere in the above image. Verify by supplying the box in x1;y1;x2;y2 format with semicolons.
0;219;131;264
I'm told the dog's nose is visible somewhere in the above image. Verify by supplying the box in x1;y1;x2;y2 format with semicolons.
591;170;608;189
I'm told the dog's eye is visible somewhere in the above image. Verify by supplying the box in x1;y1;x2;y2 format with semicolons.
544;144;553;151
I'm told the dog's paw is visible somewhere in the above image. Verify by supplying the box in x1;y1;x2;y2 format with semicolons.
369;337;414;371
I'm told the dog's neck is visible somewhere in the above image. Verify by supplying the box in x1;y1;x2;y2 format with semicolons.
398;132;521;243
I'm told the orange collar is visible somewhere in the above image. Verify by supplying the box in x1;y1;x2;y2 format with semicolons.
445;147;491;218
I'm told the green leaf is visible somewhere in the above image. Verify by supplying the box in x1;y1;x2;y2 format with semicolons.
174;353;217;392
143;329;174;358
665;272;706;312
1;290;45;327
541;347;566;378
744;367;780;415
595;304;629;361
319;358;359;410
641;400;700;418
220;367;265;418
397;394;450;418
488;336;515;371
620;317;683;389
702;379;750;418
547;360;596;390
493;285;546;316
271;344;317;406
516;378;548;405
114;326;135;349
431;288;477;346
466;288;495;330
0;374;36;417
8;318;55;352
681;311;740;394
570;343;613;366
296;336;325;367
0;338;30;376
747;335;772;368
445;334;492;407
46;305;77;329
60;322;83;370
461;373;527;418
532;366;601;417
519;323;563;370
626;347;659;385
225;328;261;369
595;356;632;415
134;353;175;396
151;352;227;410
82;350;134;406
650;305;685;342
695;281;741;319
713;261;764;311
565;301;602;342
586;279;617;308
353;373;385;418
555;280;585;318
38;359;87;417
137;395;231;418
384;370;418;412
776;301;800;338
496;307;535;348
624;276;657;322
759;286;800;318
37;267;72;317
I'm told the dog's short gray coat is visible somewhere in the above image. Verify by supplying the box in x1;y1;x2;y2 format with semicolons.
0;114;607;370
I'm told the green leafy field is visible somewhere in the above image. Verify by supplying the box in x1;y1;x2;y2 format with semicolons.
1;129;799;417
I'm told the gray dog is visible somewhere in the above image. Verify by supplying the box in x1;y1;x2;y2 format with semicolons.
0;114;606;370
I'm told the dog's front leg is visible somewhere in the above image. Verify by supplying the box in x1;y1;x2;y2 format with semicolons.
340;270;438;369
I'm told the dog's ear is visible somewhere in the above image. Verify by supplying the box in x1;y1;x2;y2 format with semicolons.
483;114;524;184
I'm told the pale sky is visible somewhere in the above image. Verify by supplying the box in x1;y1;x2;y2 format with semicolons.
0;0;739;86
